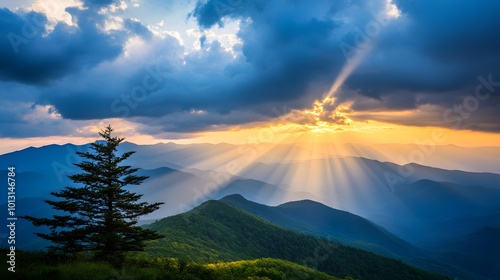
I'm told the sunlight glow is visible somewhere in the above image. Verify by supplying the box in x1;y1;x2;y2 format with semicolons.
279;43;373;134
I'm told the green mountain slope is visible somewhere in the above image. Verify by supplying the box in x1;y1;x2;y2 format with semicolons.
145;200;446;280
220;194;425;259
219;194;479;279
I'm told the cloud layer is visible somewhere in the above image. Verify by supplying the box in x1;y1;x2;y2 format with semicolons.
0;0;499;137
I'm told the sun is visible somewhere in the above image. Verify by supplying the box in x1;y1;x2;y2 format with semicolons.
278;96;355;134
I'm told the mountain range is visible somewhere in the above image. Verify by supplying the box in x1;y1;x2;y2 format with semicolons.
144;198;445;280
1;142;499;279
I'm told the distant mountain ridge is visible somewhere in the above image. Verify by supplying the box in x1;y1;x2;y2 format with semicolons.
220;194;425;259
5;141;500;173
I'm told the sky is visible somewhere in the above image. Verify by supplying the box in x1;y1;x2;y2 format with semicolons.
1;0;500;154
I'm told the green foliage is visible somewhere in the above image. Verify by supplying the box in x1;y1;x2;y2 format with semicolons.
22;125;164;266
207;258;339;280
144;201;448;280
0;249;342;280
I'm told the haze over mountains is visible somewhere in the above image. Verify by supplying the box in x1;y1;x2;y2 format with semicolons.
118;141;500;173
1;142;499;279
220;194;426;260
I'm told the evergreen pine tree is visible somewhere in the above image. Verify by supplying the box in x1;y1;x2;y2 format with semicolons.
24;125;164;266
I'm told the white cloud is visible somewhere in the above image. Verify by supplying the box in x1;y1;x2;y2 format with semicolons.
22;104;62;122
99;0;128;14
123;35;147;58
148;21;185;45
103;15;124;32
186;18;242;57
29;0;82;30
385;0;401;19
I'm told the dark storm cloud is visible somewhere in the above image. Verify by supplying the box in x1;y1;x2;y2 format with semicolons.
82;0;118;9
0;7;124;85
191;0;257;29
36;0;376;134
188;0;500;133
333;0;500;132
395;0;500;62
134;109;270;135
339;0;500;111
2;0;500;137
